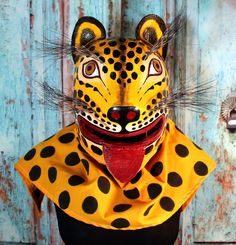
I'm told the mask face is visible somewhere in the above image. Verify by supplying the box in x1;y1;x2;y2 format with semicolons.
72;16;170;183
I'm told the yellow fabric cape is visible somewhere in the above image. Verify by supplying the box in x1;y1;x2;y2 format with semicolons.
15;119;216;230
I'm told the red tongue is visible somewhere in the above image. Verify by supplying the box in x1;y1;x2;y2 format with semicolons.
103;143;145;183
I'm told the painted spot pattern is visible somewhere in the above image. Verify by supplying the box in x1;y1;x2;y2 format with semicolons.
73;38;169;135
15;120;215;230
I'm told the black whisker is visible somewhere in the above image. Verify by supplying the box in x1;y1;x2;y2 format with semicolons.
151;81;215;113
35;35;103;63
35;81;93;114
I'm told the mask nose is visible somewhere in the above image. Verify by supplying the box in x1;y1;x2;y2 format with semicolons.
108;106;140;129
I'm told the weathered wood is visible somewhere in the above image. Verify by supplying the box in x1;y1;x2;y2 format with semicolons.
1;0;236;244
193;0;236;242
0;0;35;243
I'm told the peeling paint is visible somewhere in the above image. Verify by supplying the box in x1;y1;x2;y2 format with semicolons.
199;113;208;122
5;99;15;104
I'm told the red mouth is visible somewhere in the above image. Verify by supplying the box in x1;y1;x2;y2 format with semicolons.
78;115;165;183
79;114;165;145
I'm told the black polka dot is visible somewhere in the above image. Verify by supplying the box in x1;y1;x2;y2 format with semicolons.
91;145;103;155
99;56;105;62
108;40;117;46
128;41;136;48
68;175;85;186
145;145;153;155
144;204;154;216
125;62;133;71
127;51;134;58
90;101;96;107
130;171;142;184
114;62;122;71
113;204;132;212
110;72;116;80
82;159;89;175
84;95;90;102
140;65;145;72
104;47;111;55
102;66;108;73
148;183;162;199
194;161;208;176
99;41;106;46
123;188;140;199
48;167;57;183
29;165;41;181
82;196;98;214
78;90;83;98
108;58;114;64
113;50;120;57
87;115;92;121
40;146;55;158
131;72;138;80
168;172;183;187
65;152;80;166
78;143;86;153
157;92;162;99
152;99;156;104
111;218;130;228
160;197;175;211
175;144;189;157
136;47;142;54
127;78;131;83
134;57;140;63
150;161;163;177
58;191;70;209
58;133;75;143
98;176;110;194
117;78;122;84
121;71;127;79
24;148;36;161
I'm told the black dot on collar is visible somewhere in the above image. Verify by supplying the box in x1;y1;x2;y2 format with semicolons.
82;196;98;214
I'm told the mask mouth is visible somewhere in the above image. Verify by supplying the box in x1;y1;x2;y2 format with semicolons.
78;114;166;145
78;114;166;183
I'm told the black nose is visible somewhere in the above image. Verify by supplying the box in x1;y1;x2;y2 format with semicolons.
108;106;140;128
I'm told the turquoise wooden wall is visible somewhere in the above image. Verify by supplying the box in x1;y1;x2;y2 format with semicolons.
0;0;235;244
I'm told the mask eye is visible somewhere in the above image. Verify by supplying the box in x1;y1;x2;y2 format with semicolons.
83;61;100;78
148;59;162;76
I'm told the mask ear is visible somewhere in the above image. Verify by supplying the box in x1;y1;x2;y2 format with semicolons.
71;16;106;62
135;14;167;59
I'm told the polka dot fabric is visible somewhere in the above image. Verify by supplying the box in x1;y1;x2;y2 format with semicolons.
15;119;216;230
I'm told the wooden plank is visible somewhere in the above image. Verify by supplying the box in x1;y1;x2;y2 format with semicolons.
121;0;164;37
30;1;63;244
180;0;200;244
193;0;236;242
0;0;35;243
